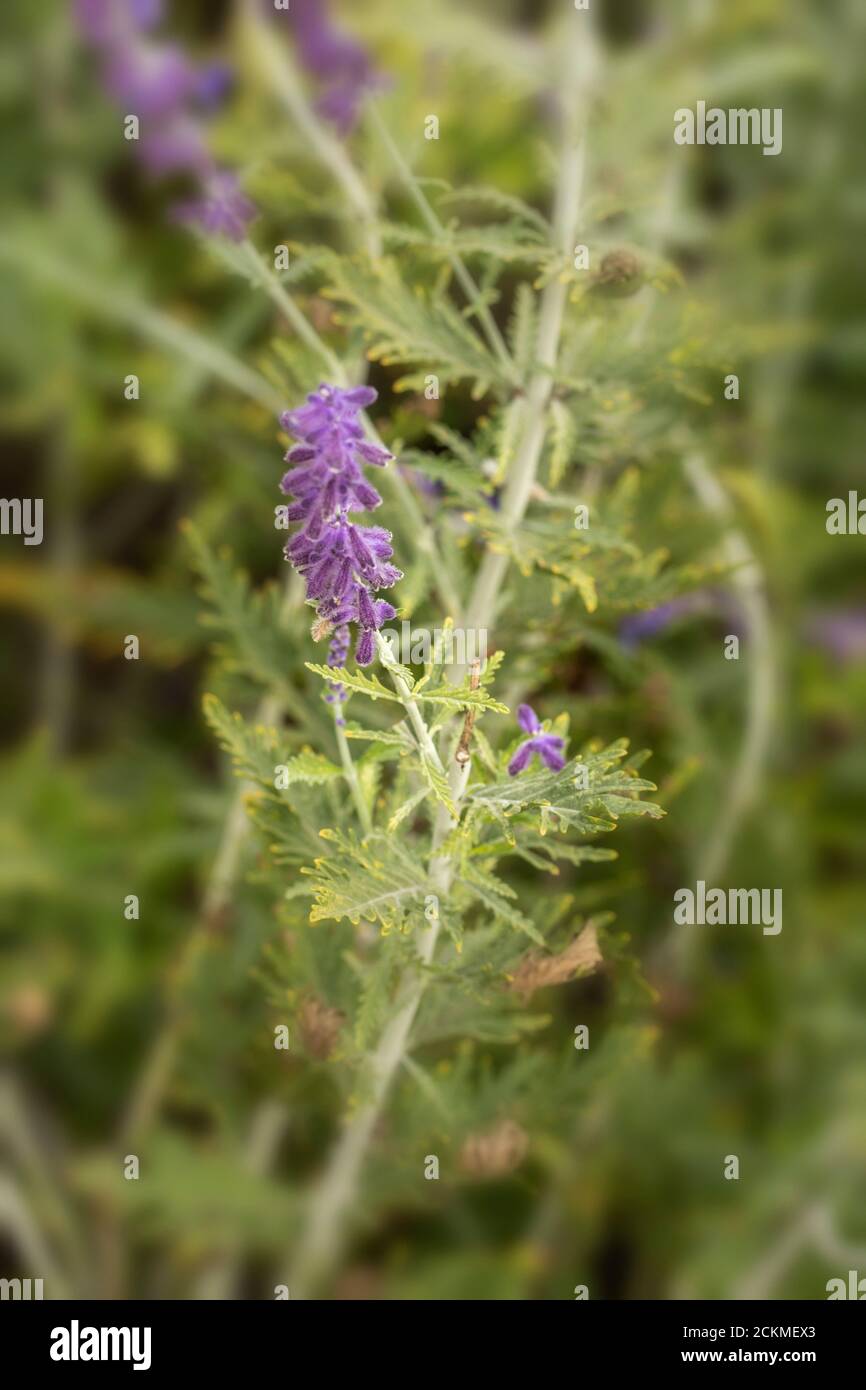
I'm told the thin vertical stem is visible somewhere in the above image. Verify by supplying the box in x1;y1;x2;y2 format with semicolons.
367;102;518;386
334;705;372;834
460;23;596;647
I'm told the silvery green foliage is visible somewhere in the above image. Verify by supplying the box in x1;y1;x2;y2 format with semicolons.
187;4;683;1295
4;0;862;1306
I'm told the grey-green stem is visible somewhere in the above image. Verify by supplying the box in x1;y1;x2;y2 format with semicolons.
334;705;372;835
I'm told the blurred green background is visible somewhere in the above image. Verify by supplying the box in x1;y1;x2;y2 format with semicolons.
1;0;864;1299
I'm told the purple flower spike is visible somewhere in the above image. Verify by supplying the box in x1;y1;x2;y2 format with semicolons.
618;589;747;650
508;704;567;776
75;0;255;238
280;384;402;699
804;607;866;666
283;0;385;134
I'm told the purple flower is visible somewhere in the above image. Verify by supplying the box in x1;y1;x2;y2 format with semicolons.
399;465;445;502
102;39;197;117
283;0;384;134
138;115;213;177
804;608;866;666
280;385;402;691
507;704;567;776
74;0;163;44
619;597;698;648
75;0;254;239
172;170;257;241
193;62;234;110
619;590;746;650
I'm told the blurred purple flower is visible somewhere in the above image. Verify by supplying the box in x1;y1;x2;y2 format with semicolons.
284;0;384;134
193;62;235;110
102;39;197;117
138;116;212;176
619;597;700;649
507;704;567;776
75;0;255;241
399;465;445;501
804;608;866;666
173;171;258;241
74;0;163;44
280;385;402;692
619;590;746;650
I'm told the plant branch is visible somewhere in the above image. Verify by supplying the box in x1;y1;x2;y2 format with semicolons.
240;0;382;260
237;241;462;617
627;157;778;905
367;101;518;386
285;15;597;1297
460;21;596;649
287;748;467;1298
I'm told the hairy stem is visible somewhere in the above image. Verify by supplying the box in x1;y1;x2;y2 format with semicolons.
367;102;518;386
334;705;373;835
377;635;449;774
683;453;776;889
288;753;467;1297
460;22;596;647
628;153;778;906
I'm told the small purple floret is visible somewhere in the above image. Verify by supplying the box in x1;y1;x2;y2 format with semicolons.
508;704;567;776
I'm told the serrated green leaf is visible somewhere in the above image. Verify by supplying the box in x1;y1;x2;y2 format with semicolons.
388;785;432;832
470;745;663;835
417;683;509;714
457;863;544;944
305;663;402;703
305;830;430;931
419;751;457;818
186;524;292;689
276;749;343;786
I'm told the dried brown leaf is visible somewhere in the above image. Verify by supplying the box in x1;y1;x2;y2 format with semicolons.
506;919;602;1001
297;996;345;1060
460;1118;529;1178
